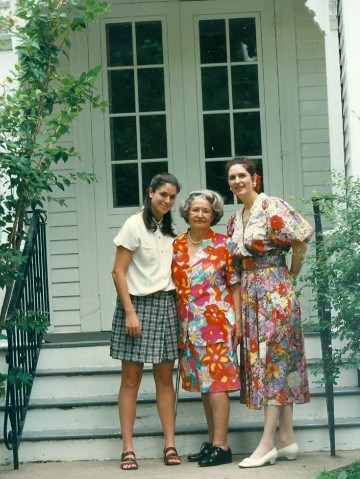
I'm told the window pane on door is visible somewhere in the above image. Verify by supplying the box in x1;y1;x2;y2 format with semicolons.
107;23;133;67
108;70;135;114
203;114;231;158
110;117;137;161
138;68;165;111
112;164;139;207
232;65;259;109
234;112;262;156
229;18;257;62
199;19;227;63
136;21;163;65
140;115;167;159
201;66;229;111
106;20;169;208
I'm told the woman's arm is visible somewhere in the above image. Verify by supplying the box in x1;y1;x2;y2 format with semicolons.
112;246;141;338
290;240;307;277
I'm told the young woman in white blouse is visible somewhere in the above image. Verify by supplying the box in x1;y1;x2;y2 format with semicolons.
111;173;181;470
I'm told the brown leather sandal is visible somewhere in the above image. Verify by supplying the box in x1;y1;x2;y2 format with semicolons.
163;446;181;466
121;450;138;470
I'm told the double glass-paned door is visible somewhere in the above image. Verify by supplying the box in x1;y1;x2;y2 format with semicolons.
103;4;276;213
90;0;281;330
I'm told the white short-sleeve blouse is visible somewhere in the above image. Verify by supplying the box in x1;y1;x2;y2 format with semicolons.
113;211;175;296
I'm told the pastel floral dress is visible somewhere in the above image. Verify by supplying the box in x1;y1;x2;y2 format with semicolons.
227;193;314;409
172;229;241;393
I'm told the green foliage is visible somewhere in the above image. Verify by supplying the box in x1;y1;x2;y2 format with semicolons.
5;310;50;334
316;461;360;479
0;0;108;388
302;173;360;382
6;367;34;388
0;0;108;328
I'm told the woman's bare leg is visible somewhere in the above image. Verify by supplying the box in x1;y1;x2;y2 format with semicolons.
208;392;230;449
119;361;144;456
201;393;214;443
153;360;180;463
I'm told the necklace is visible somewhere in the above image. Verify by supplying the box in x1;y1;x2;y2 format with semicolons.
188;232;204;245
152;217;163;229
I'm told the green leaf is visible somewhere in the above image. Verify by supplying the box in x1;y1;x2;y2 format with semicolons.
0;0;108;326
7;367;33;388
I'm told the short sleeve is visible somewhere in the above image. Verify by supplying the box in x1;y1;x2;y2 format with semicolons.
113;215;141;251
265;197;314;246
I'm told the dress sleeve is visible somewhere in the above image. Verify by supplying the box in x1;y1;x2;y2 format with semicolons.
265;197;314;247
113;216;140;251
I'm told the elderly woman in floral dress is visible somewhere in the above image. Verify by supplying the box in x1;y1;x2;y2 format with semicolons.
172;190;241;468
226;157;314;468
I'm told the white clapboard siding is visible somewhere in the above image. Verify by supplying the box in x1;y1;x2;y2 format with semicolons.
51;311;82;328
48;198;77;214
301;129;329;143
50;240;79;255
52;268;79;283
48;211;77;228
295;0;331;202
48;226;78;240
299;72;327;87
50;255;79;269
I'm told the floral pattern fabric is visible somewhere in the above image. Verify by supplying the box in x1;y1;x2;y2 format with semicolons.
227;193;314;409
172;229;240;392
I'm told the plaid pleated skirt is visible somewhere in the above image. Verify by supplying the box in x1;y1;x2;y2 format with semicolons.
110;290;179;364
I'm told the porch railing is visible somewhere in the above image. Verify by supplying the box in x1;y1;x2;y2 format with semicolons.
312;197;335;456
3;210;50;469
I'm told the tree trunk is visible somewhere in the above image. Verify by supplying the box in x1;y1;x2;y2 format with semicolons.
0;280;14;332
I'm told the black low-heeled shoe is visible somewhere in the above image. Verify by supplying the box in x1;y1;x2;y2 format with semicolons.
187;441;212;462
198;446;232;467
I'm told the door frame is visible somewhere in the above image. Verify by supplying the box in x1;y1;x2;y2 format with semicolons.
82;0;299;331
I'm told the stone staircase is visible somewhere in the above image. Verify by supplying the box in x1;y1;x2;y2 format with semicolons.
1;332;360;465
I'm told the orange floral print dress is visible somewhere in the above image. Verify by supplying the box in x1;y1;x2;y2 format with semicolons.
172;229;240;393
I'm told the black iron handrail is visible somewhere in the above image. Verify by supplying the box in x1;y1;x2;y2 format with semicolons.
3;209;50;469
312;197;335;456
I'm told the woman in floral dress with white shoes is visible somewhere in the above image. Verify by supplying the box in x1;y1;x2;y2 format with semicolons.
226;157;314;468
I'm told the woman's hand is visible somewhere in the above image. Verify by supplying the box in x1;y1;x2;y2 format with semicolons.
290;240;307;277
125;311;142;338
232;319;242;349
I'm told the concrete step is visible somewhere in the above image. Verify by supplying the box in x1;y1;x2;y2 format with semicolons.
23;387;360;432
37;343;117;370
307;359;358;388
37;332;326;371
2;417;359;464
31;356;359;402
